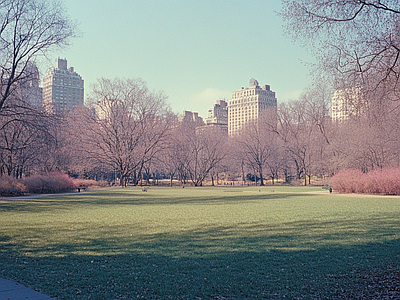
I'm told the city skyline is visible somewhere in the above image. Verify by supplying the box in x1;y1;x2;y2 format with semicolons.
38;0;314;118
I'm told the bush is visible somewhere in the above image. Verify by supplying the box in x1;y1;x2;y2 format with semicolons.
0;176;27;196
331;168;400;195
366;168;400;195
23;172;76;194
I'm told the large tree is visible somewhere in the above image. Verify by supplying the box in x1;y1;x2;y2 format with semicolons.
0;102;56;177
76;78;171;187
235;112;278;186
0;0;77;114
274;100;326;185
178;124;228;187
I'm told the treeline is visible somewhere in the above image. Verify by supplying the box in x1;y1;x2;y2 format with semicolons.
3;77;400;190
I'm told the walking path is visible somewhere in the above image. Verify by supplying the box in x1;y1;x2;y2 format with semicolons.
0;277;55;300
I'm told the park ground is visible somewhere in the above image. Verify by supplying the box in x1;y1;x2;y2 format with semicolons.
0;186;399;299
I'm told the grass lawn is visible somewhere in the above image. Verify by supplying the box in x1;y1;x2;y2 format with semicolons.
0;186;399;299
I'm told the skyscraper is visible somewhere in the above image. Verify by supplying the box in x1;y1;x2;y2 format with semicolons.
19;62;43;108
331;87;366;122
204;99;228;134
227;78;277;136
178;110;205;127
42;58;84;113
205;99;228;126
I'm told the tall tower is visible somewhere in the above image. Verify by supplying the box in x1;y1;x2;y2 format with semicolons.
42;58;84;113
227;79;277;136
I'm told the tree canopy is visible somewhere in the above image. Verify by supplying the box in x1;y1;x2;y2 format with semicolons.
281;0;400;93
0;0;77;113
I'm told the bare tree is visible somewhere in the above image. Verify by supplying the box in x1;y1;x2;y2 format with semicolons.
235;111;278;186
0;103;56;177
0;0;77;114
275;101;322;185
281;0;400;93
329;85;400;172
265;139;285;185
155;123;185;187
75;78;171;187
0;0;77;177
178;124;228;187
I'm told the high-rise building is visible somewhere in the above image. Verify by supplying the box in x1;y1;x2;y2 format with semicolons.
331;87;366;122
42;58;84;113
179;110;205;127
227;78;277;135
205;99;228;125
204;99;228;134
20;62;43;108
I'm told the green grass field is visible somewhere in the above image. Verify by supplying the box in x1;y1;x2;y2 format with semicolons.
1;186;399;299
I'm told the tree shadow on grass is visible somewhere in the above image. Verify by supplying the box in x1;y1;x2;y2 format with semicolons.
1;216;399;299
0;190;309;213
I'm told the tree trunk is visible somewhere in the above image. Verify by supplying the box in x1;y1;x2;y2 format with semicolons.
241;160;245;186
259;165;264;186
133;170;137;186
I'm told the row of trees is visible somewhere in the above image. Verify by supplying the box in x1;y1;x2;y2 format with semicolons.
69;78;229;187
5;74;400;187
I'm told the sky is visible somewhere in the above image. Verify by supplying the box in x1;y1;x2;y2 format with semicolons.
46;0;315;118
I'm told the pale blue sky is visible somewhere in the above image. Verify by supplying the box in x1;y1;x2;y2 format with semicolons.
50;0;314;118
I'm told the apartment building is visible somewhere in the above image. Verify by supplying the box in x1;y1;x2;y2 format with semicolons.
42;58;84;113
227;78;277;135
331;87;366;122
19;62;43;108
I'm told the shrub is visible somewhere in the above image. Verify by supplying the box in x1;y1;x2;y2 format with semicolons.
23;172;76;194
0;176;27;196
331;168;400;195
330;169;365;193
367;168;400;195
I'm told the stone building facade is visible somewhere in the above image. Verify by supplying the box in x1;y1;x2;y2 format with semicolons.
227;78;277;135
42;58;84;113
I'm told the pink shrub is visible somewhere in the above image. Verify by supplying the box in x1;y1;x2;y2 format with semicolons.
0;176;27;196
368;168;400;195
330;169;365;193
23;172;76;194
331;168;400;195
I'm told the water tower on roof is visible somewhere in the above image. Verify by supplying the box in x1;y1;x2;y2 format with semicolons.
249;78;259;87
